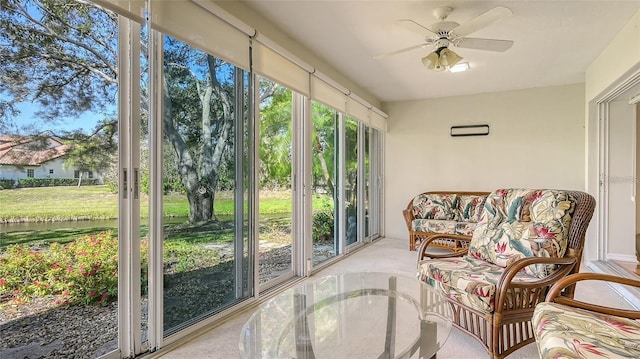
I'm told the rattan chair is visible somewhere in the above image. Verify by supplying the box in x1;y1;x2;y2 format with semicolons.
417;189;595;359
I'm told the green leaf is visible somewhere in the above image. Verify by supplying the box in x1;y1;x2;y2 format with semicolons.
509;238;533;257
507;197;522;222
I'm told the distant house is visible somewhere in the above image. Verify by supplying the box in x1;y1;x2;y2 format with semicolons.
0;135;99;182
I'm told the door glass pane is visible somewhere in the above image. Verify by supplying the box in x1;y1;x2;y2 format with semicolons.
311;101;338;266
0;0;120;357
344;117;359;246
139;19;150;350
369;128;381;237
364;126;370;238
161;35;250;335
258;79;293;284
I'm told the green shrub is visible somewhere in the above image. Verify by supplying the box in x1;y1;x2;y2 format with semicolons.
0;178;16;189
140;170;149;195
312;210;334;242
0;231;149;306
105;179;118;194
15;178;100;188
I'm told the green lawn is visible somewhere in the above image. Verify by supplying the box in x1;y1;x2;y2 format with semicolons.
0;185;119;222
0;185;207;221
0;186;317;221
0;186;333;247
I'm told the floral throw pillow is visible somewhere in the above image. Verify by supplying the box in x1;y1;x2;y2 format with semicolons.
456;195;487;223
412;194;457;220
468;189;576;278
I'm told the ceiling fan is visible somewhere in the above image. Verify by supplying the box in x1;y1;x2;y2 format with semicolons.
375;6;514;71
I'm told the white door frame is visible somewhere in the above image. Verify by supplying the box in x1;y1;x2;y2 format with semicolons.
594;69;640;262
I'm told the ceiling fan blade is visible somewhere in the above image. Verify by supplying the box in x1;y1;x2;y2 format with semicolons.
396;19;438;37
373;42;433;59
449;6;513;38
454;37;514;52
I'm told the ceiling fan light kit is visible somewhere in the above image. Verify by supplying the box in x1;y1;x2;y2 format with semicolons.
421;47;463;71
439;48;462;67
421;51;441;70
376;5;514;71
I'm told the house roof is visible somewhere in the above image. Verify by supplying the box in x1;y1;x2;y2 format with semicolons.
0;135;70;166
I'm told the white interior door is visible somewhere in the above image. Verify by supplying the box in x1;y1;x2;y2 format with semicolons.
606;99;637;262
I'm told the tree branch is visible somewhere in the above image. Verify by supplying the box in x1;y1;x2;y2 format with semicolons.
165;62;204;102
14;1;118;78
35;52;116;84
35;0;117;55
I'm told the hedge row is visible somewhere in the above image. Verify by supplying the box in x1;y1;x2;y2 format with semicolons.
0;178;100;189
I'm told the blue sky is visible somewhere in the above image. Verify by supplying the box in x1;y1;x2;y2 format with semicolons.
8;101;105;135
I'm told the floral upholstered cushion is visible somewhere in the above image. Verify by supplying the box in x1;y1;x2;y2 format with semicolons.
533;302;640;359
418;256;541;314
468;189;576;278
411;219;456;234
411;194;457;220
455;222;477;236
456;195;487;223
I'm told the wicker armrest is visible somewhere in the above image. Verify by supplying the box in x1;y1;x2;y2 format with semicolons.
402;208;414;231
492;256;578;313
544;273;640;319
416;233;470;260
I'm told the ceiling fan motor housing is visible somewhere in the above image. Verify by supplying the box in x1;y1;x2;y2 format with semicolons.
431;21;459;37
433;38;451;50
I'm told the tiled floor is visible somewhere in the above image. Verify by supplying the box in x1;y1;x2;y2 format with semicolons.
613;259;640;278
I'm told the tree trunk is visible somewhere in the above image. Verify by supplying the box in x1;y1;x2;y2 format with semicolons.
186;186;214;223
76;172;83;187
314;136;334;198
162;55;232;224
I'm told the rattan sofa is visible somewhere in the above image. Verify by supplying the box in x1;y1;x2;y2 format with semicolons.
403;191;490;251
417;188;596;359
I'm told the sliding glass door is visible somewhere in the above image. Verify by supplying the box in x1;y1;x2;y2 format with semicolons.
366;126;383;239
344;117;359;247
0;2;130;357
257;78;296;286
311;101;339;266
307;107;383;262
160;35;251;335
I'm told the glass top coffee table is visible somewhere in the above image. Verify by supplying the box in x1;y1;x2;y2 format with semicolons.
239;272;453;359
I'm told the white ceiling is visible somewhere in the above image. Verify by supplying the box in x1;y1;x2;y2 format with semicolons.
241;0;640;103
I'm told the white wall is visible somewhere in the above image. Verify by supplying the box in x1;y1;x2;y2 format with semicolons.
0;165;27;180
0;158;90;181
40;158;77;179
586;11;640;102
384;84;585;241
